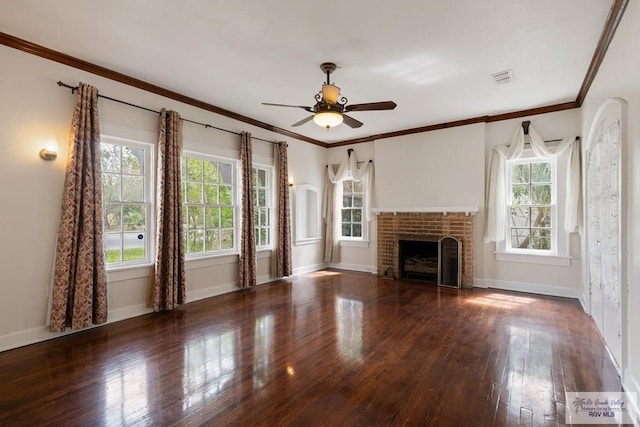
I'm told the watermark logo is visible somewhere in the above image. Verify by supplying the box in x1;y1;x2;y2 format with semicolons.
566;392;637;424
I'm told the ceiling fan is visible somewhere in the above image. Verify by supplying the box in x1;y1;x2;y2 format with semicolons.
262;62;397;129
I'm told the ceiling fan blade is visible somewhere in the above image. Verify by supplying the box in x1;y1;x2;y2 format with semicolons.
291;115;314;127
344;101;397;112
262;102;313;112
342;114;364;128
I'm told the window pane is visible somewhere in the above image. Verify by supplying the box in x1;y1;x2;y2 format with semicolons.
103;173;121;202
205;207;220;228
186;182;203;204
187;230;204;253
203;183;218;204
353;196;363;208
352;181;363;193
260;208;269;226
343;180;353;192
105;233;122;263
531;162;551;183
258;169;266;187
259;228;268;246
352;209;362;222
122;232;145;261
101;144;121;173
221;229;234;249
221;208;234;228
220;186;232;205
342;209;351;222
122;175;144;202
343;196;352;208
532;184;551;205
219;163;232;184
104;204;122;232
203;160;218;183
123;204;145;231
511;228;530;249
257;188;266;207
531;207;552;228
532;229;551;250
186;158;203;181
511;184;530;205
511;164;529;184
352;224;362;237
122;147;143;175
342;223;351;236
205;230;220;252
509;207;530;227
180;157;186;180
188;206;205;229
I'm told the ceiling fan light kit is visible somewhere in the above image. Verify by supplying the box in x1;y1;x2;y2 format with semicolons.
262;62;397;130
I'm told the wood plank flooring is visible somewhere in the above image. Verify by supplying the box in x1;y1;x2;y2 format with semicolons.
0;270;623;426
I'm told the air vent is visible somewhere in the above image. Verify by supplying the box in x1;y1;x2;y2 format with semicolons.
491;69;513;85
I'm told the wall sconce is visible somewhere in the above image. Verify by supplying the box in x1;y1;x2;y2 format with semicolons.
39;136;58;161
288;175;294;187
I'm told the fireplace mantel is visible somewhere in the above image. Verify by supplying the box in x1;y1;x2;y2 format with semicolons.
372;206;479;216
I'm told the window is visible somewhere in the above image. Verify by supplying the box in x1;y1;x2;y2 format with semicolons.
101;138;152;266
253;166;272;248
182;154;236;256
507;158;555;252
340;179;364;239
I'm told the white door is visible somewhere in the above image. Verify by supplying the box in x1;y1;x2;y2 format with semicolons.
585;100;625;369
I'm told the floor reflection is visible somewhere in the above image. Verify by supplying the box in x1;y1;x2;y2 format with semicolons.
182;330;236;411
254;314;274;391
103;354;149;426
336;297;364;362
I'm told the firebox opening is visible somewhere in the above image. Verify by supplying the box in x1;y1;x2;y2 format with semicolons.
399;240;438;283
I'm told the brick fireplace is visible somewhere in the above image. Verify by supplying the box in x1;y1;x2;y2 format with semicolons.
376;212;474;287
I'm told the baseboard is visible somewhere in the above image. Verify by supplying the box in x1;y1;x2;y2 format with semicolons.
292;263;328;276
0;303;154;353
482;279;581;299
327;263;376;274
624;369;640;426
473;278;489;288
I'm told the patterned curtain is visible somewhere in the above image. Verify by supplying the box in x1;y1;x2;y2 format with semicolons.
274;142;292;277
239;132;257;287
152;109;186;311
50;82;107;332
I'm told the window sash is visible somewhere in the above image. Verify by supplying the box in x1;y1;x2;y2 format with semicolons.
101;137;153;267
339;179;364;239
182;152;237;257
253;166;272;249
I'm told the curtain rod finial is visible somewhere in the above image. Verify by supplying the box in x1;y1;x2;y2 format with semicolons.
521;120;531;135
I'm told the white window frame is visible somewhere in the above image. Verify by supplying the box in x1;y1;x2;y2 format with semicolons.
253;164;273;250
101;135;154;269
337;178;368;242
505;154;557;255
182;151;238;259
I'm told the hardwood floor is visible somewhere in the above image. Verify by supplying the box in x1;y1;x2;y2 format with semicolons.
0;270;623;426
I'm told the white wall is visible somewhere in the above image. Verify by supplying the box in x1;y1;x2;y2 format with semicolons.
0;45;326;351
580;0;640;402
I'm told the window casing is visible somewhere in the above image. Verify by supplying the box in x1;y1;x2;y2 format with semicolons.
506;156;556;254
253;166;272;249
339;179;365;240
101;137;153;267
182;153;236;257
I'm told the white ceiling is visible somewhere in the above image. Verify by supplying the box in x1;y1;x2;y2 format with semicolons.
1;1;614;144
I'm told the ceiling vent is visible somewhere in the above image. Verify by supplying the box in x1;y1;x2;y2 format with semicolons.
491;69;514;85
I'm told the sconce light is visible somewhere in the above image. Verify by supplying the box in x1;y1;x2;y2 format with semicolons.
39;136;58;161
288;175;294;187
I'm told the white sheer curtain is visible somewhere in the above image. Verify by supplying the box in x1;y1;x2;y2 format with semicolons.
485;125;581;243
322;150;374;263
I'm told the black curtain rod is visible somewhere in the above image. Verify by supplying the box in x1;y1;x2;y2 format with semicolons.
57;81;282;145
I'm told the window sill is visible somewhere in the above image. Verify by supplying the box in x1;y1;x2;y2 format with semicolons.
340;240;369;249
494;251;572;267
295;238;322;246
